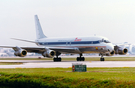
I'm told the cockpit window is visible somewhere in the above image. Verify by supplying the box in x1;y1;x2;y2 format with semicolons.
99;39;111;43
104;40;111;43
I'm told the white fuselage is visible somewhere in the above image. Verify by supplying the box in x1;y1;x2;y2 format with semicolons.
36;36;114;53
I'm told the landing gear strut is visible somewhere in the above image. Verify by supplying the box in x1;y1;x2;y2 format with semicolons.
100;54;104;61
76;54;85;61
53;52;61;62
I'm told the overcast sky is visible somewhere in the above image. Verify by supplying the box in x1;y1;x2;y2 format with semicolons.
0;0;135;46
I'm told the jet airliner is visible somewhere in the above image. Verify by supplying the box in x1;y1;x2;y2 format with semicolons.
0;15;128;61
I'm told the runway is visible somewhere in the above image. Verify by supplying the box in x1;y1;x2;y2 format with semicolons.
0;60;135;68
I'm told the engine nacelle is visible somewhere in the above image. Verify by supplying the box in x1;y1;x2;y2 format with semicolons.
14;49;27;57
105;50;115;56
42;50;56;58
115;48;128;55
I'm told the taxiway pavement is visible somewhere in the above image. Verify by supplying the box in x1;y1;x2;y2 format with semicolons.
0;60;135;68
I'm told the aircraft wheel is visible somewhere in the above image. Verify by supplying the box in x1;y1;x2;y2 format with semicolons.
102;58;104;61
100;58;102;61
53;57;61;62
53;58;57;62
58;57;61;61
82;57;85;61
77;57;80;61
77;57;85;61
100;58;105;61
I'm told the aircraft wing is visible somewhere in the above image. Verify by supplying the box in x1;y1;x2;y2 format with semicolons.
21;47;47;53
49;47;81;53
114;43;129;50
0;46;46;53
0;46;81;54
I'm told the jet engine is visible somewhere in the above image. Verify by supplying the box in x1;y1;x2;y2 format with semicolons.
105;50;115;56
115;48;128;55
42;50;56;58
14;49;27;57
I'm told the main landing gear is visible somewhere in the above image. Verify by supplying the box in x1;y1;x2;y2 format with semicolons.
100;54;104;61
53;56;61;62
76;54;85;61
53;52;61;62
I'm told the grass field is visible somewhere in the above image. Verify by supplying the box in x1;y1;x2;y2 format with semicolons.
1;57;135;87
0;62;23;65
0;67;135;81
0;57;135;61
0;68;135;87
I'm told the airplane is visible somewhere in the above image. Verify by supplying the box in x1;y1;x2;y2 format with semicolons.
0;15;128;62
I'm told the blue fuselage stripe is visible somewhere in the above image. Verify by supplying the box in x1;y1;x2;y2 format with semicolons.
38;41;100;45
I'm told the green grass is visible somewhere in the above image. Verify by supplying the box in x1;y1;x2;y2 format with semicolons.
0;62;23;65
0;67;134;81
1;57;135;87
0;68;135;87
0;57;135;61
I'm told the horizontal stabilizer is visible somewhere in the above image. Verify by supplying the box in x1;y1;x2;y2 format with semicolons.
11;38;37;43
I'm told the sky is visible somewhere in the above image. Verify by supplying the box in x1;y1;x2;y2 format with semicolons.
0;0;135;46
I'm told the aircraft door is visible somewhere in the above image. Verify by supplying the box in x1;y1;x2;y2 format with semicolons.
66;41;71;46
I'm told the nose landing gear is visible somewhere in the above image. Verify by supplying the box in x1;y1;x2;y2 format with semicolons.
100;54;105;61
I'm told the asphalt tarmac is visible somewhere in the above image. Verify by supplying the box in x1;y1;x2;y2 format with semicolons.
0;60;135;68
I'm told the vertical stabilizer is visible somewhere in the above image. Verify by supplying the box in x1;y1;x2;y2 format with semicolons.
35;15;47;39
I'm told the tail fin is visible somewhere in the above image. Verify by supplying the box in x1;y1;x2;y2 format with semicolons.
35;15;47;39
